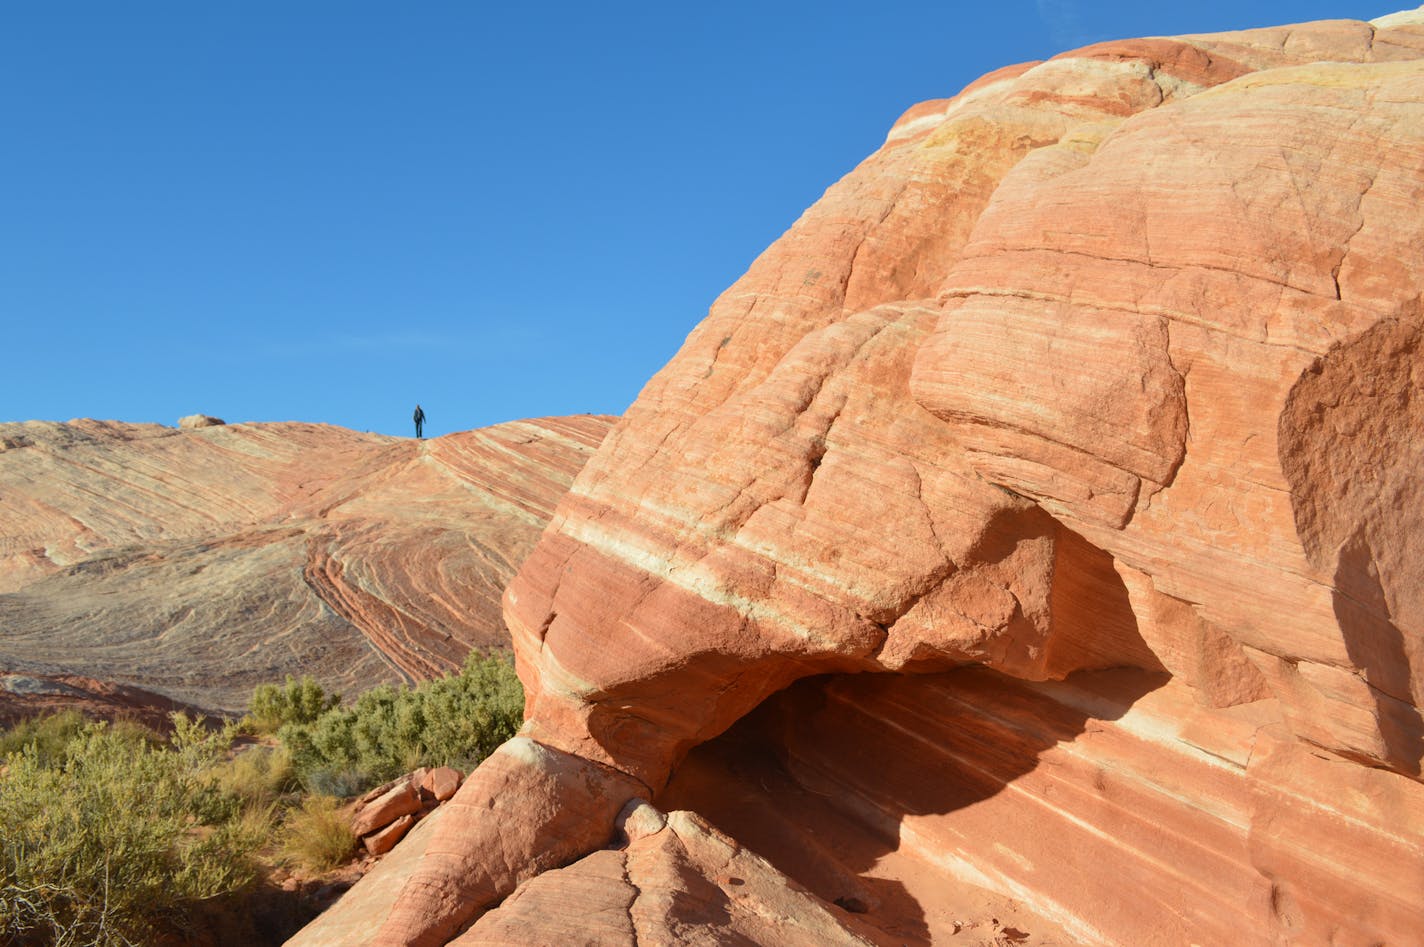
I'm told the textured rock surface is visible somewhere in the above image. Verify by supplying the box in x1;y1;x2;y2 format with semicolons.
324;9;1424;947
0;415;612;712
667;667;1422;945
375;737;647;947
287;807;449;947
454;809;883;947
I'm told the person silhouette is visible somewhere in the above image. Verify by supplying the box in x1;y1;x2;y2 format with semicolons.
413;404;426;439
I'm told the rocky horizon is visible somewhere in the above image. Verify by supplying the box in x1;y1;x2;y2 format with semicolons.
0;414;613;716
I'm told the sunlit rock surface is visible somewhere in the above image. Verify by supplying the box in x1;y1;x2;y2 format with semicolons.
295;9;1424;947
0;416;612;712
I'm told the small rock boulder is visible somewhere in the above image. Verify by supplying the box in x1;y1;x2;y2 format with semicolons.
420;766;463;802
614;797;667;844
351;778;421;837
363;813;417;856
178;414;225;429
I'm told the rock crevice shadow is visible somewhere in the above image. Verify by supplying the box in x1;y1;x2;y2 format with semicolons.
658;665;1167;945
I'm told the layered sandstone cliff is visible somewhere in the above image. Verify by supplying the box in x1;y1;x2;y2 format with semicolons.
0;416;611;713
300;9;1423;946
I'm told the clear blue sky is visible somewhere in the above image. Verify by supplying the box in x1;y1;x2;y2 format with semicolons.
1;1;1398;436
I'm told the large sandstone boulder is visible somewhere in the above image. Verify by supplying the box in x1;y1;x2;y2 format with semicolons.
302;9;1424;947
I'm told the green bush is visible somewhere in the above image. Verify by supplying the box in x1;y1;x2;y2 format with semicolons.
245;675;340;735
0;709;89;763
278;651;522;793
0;715;264;946
0;652;523;944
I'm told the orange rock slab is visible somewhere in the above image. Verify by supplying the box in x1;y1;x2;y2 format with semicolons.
365;814;418;857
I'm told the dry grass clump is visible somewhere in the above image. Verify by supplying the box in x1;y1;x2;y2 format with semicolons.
214;742;299;807
280;795;356;873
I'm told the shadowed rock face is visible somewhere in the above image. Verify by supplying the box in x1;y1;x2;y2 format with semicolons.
289;10;1424;947
0;416;613;713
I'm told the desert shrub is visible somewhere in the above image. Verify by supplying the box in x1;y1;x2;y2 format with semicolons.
0;716;264;946
278;651;522;793
213;742;299;807
0;712;160;768
0;710;90;763
300;764;368;799
416;652;525;767
245;675;340;735
108;717;168;746
169;710;238;768
280;795;355;873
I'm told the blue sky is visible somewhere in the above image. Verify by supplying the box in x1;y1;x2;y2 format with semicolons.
1;1;1398;436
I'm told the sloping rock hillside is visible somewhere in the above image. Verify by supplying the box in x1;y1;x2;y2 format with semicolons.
0;416;612;715
298;8;1424;947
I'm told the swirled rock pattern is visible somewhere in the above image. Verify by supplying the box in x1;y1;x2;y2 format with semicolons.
0;415;612;712
301;9;1424;947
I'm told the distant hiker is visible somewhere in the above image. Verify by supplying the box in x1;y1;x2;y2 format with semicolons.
413;404;426;439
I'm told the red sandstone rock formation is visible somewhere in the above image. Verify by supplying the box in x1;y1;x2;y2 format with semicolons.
301;9;1424;947
0;415;612;712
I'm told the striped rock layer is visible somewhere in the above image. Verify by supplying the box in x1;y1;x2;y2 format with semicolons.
0;415;611;712
344;10;1424;947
